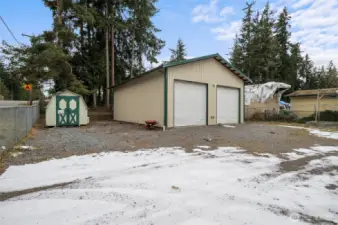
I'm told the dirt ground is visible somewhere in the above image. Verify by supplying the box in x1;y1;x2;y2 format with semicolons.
1;120;337;171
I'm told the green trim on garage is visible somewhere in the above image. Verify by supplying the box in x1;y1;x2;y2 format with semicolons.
164;67;168;127
243;87;245;123
206;84;209;125
238;88;241;124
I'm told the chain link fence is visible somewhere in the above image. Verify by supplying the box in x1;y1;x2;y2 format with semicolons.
0;103;40;152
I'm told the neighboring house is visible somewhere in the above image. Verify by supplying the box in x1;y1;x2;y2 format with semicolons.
113;53;252;128
245;82;291;119
46;90;89;127
287;88;338;117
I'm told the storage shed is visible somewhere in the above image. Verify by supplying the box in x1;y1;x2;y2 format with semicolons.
287;88;338;117
113;53;252;128
46;90;89;127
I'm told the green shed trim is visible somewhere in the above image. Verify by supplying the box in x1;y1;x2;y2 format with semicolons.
164;67;168;127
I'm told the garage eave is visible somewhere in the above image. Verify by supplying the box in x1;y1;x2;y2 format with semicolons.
109;64;165;89
164;53;253;85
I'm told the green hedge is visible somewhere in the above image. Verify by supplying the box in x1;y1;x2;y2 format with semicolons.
297;110;338;123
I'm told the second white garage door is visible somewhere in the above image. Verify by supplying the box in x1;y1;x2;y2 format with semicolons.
217;87;239;124
174;81;207;127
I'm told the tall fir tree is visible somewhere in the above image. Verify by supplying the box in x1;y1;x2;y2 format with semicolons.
251;2;277;83
275;7;291;82
169;39;187;62
230;34;243;69
238;1;256;79
289;43;302;90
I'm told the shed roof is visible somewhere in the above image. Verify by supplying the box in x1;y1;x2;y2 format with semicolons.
287;88;338;97
112;53;252;88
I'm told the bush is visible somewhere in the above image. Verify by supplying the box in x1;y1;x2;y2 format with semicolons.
318;110;338;122
295;110;338;123
279;110;298;122
296;115;314;124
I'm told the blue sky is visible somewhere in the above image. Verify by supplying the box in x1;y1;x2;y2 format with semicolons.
1;0;338;67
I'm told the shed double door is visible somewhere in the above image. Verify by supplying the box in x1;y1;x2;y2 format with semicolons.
174;80;207;127
56;96;80;126
217;87;240;124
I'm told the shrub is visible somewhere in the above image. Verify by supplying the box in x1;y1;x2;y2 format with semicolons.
318;110;338;122
295;110;338;123
279;110;298;122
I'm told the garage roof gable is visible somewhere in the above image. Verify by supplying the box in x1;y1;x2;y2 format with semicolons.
112;53;252;88
164;53;252;84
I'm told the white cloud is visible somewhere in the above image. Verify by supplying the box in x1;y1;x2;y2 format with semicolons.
288;0;338;66
220;6;235;17
192;0;234;23
292;0;314;9
211;21;241;41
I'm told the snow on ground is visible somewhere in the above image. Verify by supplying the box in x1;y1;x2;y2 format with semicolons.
223;125;236;128
279;125;338;140
1;146;338;225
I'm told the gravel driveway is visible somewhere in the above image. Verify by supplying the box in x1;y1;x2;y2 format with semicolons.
1;121;337;168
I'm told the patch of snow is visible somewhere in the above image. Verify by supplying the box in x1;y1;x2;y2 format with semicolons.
278;125;305;129
10;152;23;158
14;145;36;150
196;145;210;149
223;125;236;128
279;125;338;140
1;146;338;225
281;146;338;160
309;129;338;140
281;152;304;160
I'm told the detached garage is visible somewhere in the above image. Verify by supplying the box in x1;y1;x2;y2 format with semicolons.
113;53;252;128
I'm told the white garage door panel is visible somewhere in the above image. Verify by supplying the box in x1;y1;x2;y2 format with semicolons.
217;87;239;124
174;81;206;127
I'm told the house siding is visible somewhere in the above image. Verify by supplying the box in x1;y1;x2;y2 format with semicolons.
114;71;164;126
167;58;244;128
290;96;338;117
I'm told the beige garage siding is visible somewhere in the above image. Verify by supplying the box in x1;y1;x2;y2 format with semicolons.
291;96;338;117
114;71;164;126
167;58;244;128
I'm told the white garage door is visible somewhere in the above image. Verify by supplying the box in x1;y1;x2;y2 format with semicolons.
217;87;239;124
174;81;207;127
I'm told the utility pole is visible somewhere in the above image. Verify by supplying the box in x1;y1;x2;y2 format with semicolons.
105;1;110;109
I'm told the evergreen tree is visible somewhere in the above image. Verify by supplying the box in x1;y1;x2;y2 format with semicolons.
230;34;243;69
299;54;314;89
169;39;187;62
326;61;338;88
275;7;291;82
238;1;256;79
289;43;302;90
251;2;277;83
1;0;165;105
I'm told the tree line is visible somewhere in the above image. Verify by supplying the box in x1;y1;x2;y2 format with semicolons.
1;0;336;104
230;1;338;91
0;0;164;105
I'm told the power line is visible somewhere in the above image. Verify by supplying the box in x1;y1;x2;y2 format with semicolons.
0;16;22;45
